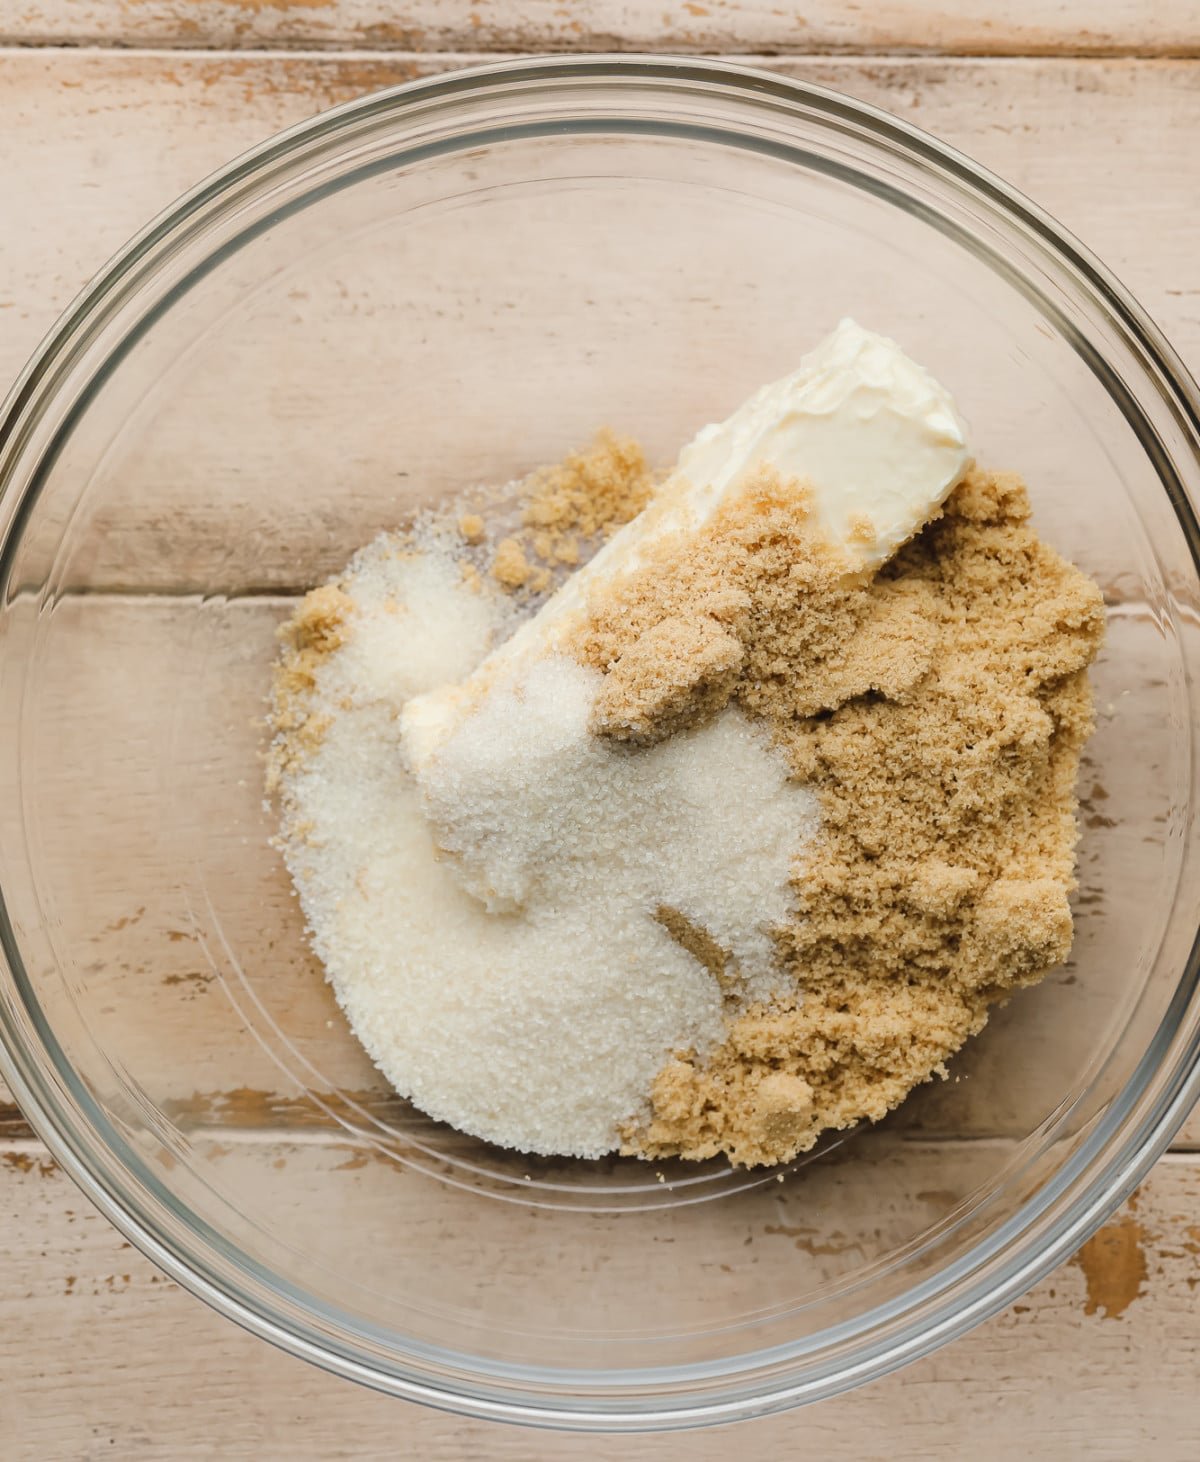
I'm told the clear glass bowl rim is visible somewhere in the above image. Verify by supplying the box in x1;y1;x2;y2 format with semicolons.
0;53;1199;1432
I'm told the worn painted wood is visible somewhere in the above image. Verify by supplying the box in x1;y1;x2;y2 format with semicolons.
2;1143;1198;1458
3;49;1197;400
1;51;1197;593
3;0;1199;56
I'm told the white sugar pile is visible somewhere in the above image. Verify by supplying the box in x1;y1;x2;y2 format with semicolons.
276;531;818;1158
421;655;808;991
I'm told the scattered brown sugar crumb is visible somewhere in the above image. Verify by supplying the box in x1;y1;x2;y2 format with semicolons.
491;536;531;589
458;513;485;544
289;583;351;656
266;583;353;792
574;465;1106;1167
476;432;657;599
520;429;656;566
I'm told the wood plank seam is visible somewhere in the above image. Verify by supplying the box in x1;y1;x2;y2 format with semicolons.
3;0;1200;62
3;36;1200;59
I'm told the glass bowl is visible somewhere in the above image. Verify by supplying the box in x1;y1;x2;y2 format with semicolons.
1;56;1199;1432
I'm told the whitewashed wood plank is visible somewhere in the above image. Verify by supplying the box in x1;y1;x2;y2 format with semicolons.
2;1143;1198;1459
0;52;1197;593
3;51;1196;397
2;0;1197;57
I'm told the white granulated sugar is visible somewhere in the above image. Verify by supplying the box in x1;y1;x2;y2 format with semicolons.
280;534;818;1159
420;655;814;987
323;528;503;708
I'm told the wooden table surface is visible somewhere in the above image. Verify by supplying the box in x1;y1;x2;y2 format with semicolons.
2;3;1199;1457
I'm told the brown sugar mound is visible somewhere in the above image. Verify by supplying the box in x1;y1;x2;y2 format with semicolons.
567;465;1106;1167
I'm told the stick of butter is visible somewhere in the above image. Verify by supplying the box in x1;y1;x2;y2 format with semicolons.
400;318;970;771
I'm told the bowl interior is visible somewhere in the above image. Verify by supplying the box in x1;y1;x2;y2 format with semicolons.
1;70;1198;1413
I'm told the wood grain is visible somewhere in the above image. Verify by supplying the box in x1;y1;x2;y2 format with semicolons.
3;0;1199;56
1;51;1197;592
4;49;1197;402
2;1144;1199;1459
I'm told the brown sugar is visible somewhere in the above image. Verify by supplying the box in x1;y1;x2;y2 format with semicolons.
565;465;1105;1167
268;434;1106;1170
519;429;657;566
490;537;532;590
591;614;746;743
265;583;353;793
458;513;485;544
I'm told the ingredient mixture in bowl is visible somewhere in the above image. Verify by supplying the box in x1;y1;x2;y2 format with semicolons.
267;320;1105;1166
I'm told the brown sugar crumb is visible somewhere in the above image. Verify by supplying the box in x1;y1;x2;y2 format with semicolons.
476;433;657;599
846;511;876;545
520;429;656;566
491;537;531;590
591;614;745;743
578;464;1106;1167
458;513;485;544
266;583;354;792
